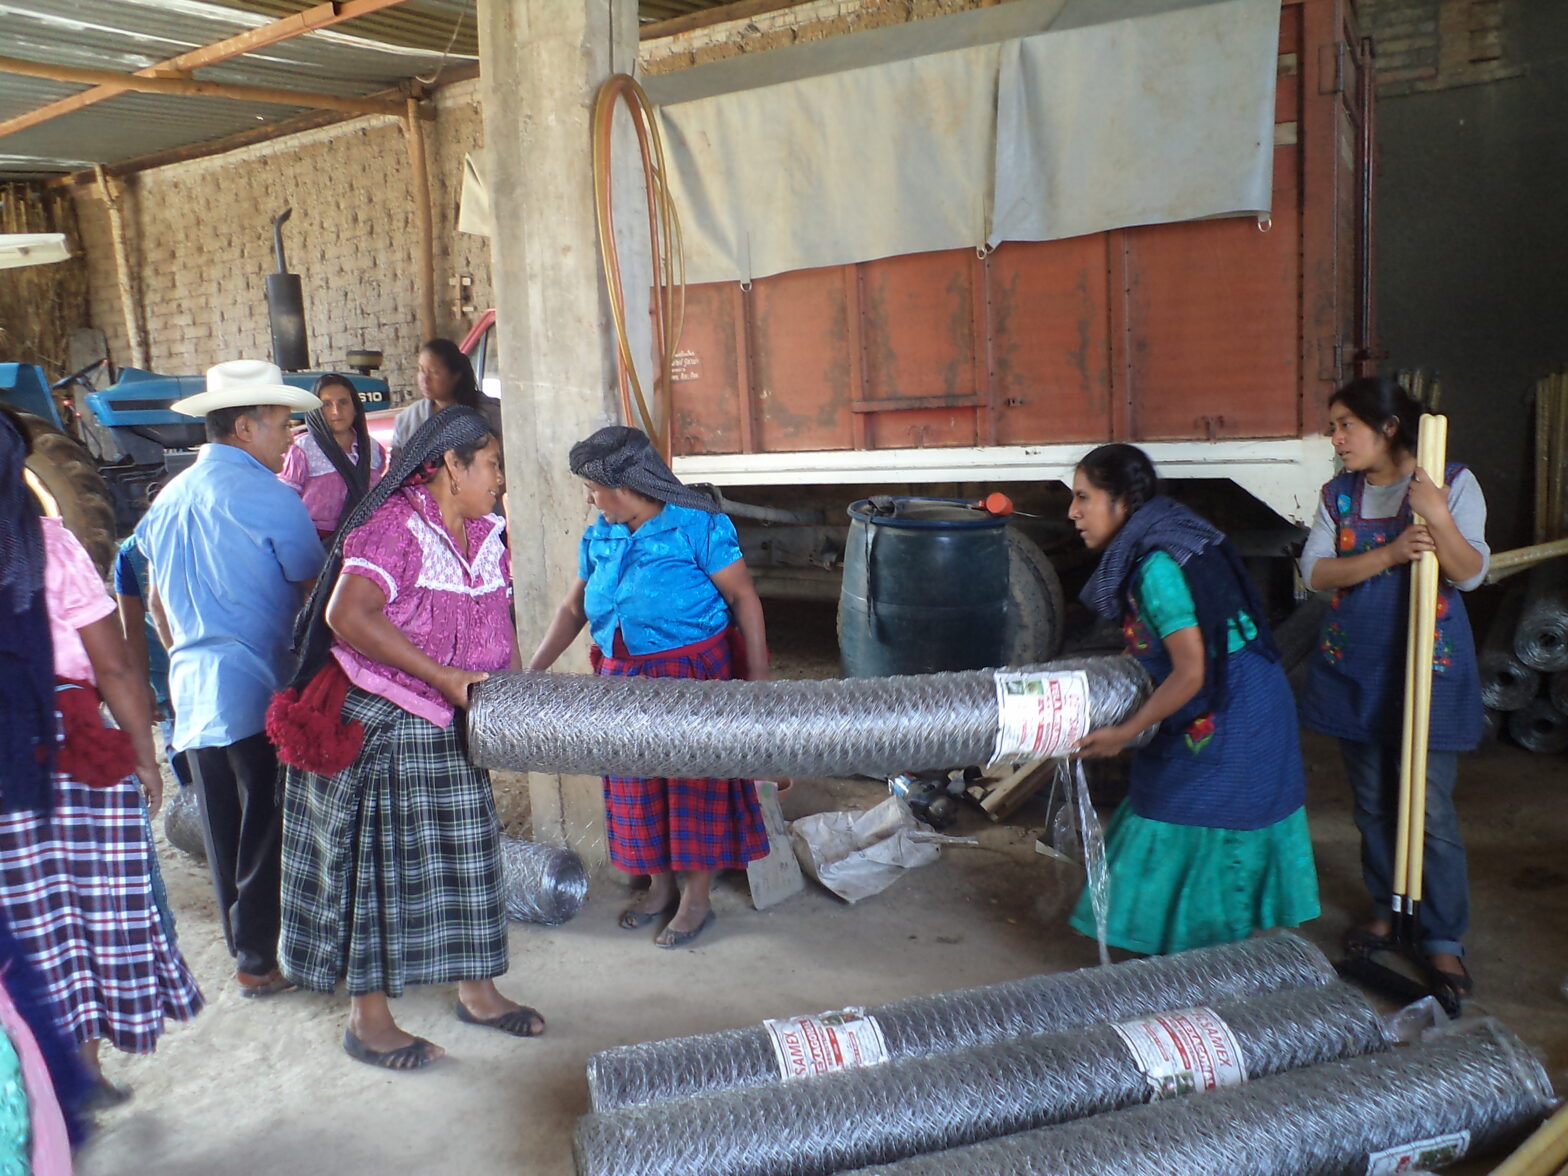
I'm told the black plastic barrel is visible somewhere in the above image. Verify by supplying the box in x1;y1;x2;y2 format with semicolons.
839;497;1009;678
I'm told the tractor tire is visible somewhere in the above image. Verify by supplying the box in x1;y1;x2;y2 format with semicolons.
1004;530;1067;665
18;412;117;576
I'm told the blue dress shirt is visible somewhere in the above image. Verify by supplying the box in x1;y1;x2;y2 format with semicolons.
136;443;324;750
579;503;743;655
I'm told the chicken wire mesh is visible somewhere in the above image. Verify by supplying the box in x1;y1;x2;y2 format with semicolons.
499;835;588;925
163;785;205;860
1514;569;1568;673
573;984;1388;1176
468;655;1151;780
1506;697;1568;754
585;932;1334;1112
839;1020;1554;1176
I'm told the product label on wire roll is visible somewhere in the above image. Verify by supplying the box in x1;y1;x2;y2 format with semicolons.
1363;1131;1469;1174
991;670;1091;763
1110;1007;1247;1100
763;1008;890;1081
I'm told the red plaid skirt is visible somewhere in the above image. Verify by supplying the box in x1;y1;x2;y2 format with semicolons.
597;630;767;874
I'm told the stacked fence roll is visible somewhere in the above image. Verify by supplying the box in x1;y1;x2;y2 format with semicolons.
585;932;1332;1111
1514;566;1568;673
572;984;1388;1176
1480;569;1568;752
1506;698;1568;755
499;835;589;925
163;786;205;859
1481;585;1539;710
837;1021;1553;1176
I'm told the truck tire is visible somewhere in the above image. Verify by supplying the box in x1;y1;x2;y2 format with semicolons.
19;412;117;576
1004;531;1066;665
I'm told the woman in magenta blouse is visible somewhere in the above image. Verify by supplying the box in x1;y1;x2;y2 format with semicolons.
278;373;386;541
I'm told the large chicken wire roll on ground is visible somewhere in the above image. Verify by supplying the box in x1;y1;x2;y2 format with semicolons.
584;932;1334;1112
839;1020;1554;1176
572;984;1389;1176
468;655;1151;780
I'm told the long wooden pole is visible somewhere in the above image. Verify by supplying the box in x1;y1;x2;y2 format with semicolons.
404;96;437;344
0;54;404;118
95;166;146;370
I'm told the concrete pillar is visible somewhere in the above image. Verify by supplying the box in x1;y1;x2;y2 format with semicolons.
479;0;638;867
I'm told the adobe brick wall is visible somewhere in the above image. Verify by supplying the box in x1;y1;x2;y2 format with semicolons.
1359;0;1518;93
72;76;490;402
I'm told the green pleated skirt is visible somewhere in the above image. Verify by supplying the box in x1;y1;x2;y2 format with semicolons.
1068;803;1321;956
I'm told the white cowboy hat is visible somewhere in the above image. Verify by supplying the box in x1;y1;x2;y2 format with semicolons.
170;360;322;417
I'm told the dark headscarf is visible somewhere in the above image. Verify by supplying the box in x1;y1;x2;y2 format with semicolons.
569;425;717;513
288;405;496;690
0;408;55;812
1080;494;1278;712
305;374;375;535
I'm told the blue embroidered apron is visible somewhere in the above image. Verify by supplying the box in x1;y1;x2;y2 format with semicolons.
1119;566;1305;831
1298;465;1482;751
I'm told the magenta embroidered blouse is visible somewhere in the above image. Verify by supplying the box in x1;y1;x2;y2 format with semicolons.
278;432;387;536
332;485;513;727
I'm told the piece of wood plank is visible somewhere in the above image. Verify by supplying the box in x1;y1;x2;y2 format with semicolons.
746;781;804;910
978;759;1055;821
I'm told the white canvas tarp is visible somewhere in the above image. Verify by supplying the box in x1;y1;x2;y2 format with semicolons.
643;0;1280;284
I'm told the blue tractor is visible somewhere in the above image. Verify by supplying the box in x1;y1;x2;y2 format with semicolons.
3;357;389;573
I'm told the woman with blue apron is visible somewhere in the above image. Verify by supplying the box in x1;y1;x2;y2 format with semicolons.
1299;377;1488;1002
1069;444;1320;955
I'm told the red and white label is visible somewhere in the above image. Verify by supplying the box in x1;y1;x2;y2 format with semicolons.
1364;1131;1470;1174
991;670;1091;762
763;1008;890;1081
1110;1007;1248;1100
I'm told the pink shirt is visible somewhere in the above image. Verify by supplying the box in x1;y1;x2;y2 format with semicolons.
40;518;116;683
334;485;513;728
279;432;386;536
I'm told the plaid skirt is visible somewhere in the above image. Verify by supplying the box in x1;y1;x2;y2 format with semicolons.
279;688;507;998
0;774;204;1054
599;633;767;874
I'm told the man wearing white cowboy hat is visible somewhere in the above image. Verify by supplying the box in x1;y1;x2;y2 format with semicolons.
136;360;325;997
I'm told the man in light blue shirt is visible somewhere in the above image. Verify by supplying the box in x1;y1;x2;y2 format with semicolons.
137;361;324;996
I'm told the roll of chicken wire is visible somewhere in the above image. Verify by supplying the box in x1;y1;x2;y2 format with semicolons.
1550;670;1568;715
1480;650;1540;712
839;1020;1553;1176
573;984;1388;1176
1481;707;1503;747
585;932;1333;1112
469;656;1151;779
500;835;589;925
1513;567;1568;673
1506;697;1568;754
163;785;205;860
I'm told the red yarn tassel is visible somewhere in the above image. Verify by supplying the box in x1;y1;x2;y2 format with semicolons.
54;679;136;788
265;660;364;777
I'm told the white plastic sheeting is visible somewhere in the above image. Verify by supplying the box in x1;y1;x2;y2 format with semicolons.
642;0;1280;285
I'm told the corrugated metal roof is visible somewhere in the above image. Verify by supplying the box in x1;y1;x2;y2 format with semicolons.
0;0;744;181
0;0;475;180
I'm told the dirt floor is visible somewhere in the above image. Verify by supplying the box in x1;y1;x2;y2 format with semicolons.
77;601;1568;1176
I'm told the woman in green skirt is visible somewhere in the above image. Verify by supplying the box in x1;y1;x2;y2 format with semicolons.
1067;444;1320;954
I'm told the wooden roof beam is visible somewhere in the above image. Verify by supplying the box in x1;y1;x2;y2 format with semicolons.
0;55;407;118
0;0;413;141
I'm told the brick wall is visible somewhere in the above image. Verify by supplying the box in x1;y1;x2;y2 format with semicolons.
1359;0;1519;94
72;76;488;402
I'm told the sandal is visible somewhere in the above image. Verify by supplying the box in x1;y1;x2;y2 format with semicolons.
236;969;297;999
1426;956;1475;1001
618;896;677;930
342;1029;441;1071
1341;924;1396;956
655;910;716;950
454;1000;546;1038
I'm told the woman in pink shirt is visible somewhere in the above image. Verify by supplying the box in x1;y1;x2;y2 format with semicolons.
273;405;541;1072
279;373;386;541
0;413;202;1108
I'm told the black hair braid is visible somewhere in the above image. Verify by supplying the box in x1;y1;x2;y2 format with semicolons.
1077;442;1159;514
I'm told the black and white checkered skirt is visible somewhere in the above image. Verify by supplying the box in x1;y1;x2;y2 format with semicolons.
279;688;507;997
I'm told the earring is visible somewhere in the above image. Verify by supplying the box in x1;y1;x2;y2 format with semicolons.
449;471;461;495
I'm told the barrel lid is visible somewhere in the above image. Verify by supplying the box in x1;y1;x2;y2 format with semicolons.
847;496;1009;530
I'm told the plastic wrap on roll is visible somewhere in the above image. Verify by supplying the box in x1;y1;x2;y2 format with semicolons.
500;835;589;925
585;933;1334;1112
839;1021;1553;1176
163;786;205;860
573;985;1388;1176
1506;698;1568;754
469;656;1152;780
